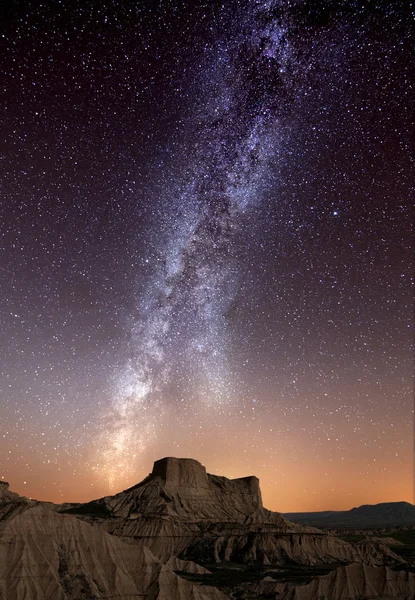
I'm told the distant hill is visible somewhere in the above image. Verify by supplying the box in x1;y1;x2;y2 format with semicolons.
284;502;415;528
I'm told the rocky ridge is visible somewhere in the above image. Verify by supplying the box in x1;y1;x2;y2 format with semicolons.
62;458;404;569
244;563;415;600
0;494;226;600
1;457;414;600
284;502;415;529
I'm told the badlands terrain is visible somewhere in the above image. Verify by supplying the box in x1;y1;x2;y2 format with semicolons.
0;457;414;599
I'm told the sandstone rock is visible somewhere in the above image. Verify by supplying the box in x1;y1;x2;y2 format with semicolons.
60;458;404;569
181;526;404;567
99;457;273;524
362;535;404;546
278;562;415;600
1;458;409;599
0;503;228;600
166;555;212;574
0;481;32;523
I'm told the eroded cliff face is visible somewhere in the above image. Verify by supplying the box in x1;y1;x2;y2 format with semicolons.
0;481;32;522
180;527;405;567
2;458;413;600
100;457;268;524
0;481;23;503
59;458;405;570
72;457;317;562
152;457;211;489
0;500;227;600
254;563;415;600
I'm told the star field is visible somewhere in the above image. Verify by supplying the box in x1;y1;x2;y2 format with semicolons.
0;0;413;511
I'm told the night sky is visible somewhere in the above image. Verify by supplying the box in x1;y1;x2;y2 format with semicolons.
1;0;413;512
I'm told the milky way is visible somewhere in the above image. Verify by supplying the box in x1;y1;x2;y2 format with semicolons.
1;0;413;510
97;2;300;484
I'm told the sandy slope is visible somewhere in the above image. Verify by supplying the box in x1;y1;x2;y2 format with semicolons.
0;501;227;600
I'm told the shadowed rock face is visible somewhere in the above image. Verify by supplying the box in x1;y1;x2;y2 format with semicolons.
0;481;20;501
152;457;211;489
0;500;227;600
246;563;415;600
0;481;31;522
99;457;268;524
152;457;262;508
0;482;9;494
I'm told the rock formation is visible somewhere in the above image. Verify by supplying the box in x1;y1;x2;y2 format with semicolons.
1;457;413;600
271;563;415;600
97;457;277;523
63;457;404;569
0;498;227;599
0;481;32;523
